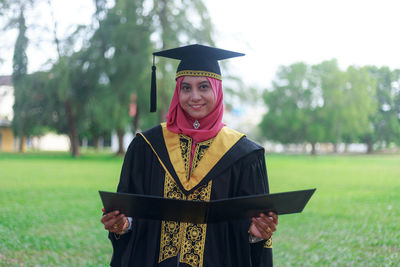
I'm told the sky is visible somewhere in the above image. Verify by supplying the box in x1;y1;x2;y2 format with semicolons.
1;0;400;89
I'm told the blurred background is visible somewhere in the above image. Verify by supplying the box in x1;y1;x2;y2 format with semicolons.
0;0;399;156
0;0;399;266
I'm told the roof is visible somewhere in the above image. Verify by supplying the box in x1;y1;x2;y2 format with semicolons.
0;118;12;127
0;75;12;86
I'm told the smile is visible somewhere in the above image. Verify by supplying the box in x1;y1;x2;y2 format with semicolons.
190;104;205;109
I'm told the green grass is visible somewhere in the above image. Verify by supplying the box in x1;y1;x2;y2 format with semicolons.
1;152;399;266
267;154;400;266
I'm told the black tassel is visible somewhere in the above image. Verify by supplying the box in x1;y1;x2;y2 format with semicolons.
150;57;157;112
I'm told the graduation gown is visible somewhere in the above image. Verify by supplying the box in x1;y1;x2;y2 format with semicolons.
108;123;273;267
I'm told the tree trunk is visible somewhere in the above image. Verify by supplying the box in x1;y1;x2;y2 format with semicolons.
333;143;338;153
366;138;373;154
133;104;140;134
311;142;317;155
117;128;124;155
65;100;80;157
18;135;26;152
94;136;100;150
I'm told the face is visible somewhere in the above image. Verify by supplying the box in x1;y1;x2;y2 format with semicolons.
179;76;215;120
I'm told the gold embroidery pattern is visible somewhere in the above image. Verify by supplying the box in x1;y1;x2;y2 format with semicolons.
190;139;214;177
180;182;212;267
159;136;213;267
159;174;184;262
179;135;192;181
176;70;222;81
179;135;214;180
264;238;273;248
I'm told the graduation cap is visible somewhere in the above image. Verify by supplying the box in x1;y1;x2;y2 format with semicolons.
150;44;245;112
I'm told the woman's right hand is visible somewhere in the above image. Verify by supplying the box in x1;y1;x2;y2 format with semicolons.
100;208;129;234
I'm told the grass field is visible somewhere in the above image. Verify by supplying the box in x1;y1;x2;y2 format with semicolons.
0;152;399;266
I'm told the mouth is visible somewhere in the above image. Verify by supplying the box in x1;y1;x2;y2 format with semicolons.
189;104;205;110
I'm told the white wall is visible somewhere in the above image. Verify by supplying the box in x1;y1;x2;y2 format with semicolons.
30;133;70;151
0;85;14;120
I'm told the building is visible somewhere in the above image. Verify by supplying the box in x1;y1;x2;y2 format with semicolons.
0;75;15;152
0;75;70;152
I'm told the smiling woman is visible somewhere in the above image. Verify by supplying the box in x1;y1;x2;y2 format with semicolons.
100;44;278;267
179;76;215;120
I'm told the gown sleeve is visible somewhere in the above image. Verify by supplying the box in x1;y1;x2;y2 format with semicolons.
236;148;273;267
107;138;139;266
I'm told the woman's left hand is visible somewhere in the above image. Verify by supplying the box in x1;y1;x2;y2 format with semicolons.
249;212;278;240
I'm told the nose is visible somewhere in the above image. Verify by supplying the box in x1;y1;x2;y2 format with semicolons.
191;88;201;101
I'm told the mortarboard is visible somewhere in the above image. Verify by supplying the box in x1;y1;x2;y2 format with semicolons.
150;44;245;112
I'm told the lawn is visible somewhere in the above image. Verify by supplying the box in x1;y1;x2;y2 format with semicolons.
0;152;399;266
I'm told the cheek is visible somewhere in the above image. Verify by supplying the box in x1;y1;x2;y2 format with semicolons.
207;92;216;107
179;93;187;107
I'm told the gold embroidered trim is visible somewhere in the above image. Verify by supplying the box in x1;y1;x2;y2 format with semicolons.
159;135;213;267
176;70;222;80
180;182;212;267
159;177;213;267
264;238;273;248
162;123;244;191
189;127;244;188
179;134;214;180
179;134;192;181
159;174;185;262
191;138;214;177
137;132;174;180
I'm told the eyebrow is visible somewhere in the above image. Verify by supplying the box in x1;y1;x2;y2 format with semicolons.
199;81;210;84
180;80;210;86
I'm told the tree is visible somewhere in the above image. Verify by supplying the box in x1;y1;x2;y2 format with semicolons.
366;66;400;148
259;62;325;154
11;5;29;151
151;0;215;122
44;0;99;157
86;0;153;155
344;66;377;153
260;61;379;154
311;60;348;150
86;0;215;154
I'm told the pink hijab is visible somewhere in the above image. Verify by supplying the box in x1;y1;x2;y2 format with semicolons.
166;76;225;143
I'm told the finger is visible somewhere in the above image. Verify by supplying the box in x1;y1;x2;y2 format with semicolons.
252;218;270;239
101;210;120;222
260;214;277;232
253;216;268;229
105;214;126;231
102;207;105;213
109;215;128;233
268;212;279;225
103;213;123;229
256;215;275;239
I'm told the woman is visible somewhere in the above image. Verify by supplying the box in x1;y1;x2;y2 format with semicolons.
101;44;278;267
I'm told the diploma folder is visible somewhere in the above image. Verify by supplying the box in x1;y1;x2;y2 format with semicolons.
99;188;316;224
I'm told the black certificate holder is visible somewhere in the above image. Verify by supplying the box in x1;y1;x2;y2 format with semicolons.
99;188;316;224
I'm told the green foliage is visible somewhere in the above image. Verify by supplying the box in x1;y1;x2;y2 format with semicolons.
344;66;377;144
151;0;215;121
366;66;400;146
311;60;347;143
260;62;324;145
259;60;398;153
11;7;28;139
13;72;54;137
11;8;27;86
0;153;399;265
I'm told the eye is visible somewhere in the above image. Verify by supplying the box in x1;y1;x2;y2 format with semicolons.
199;83;210;90
181;85;191;92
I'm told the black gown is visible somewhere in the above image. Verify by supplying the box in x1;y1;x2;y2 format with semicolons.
108;124;273;267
